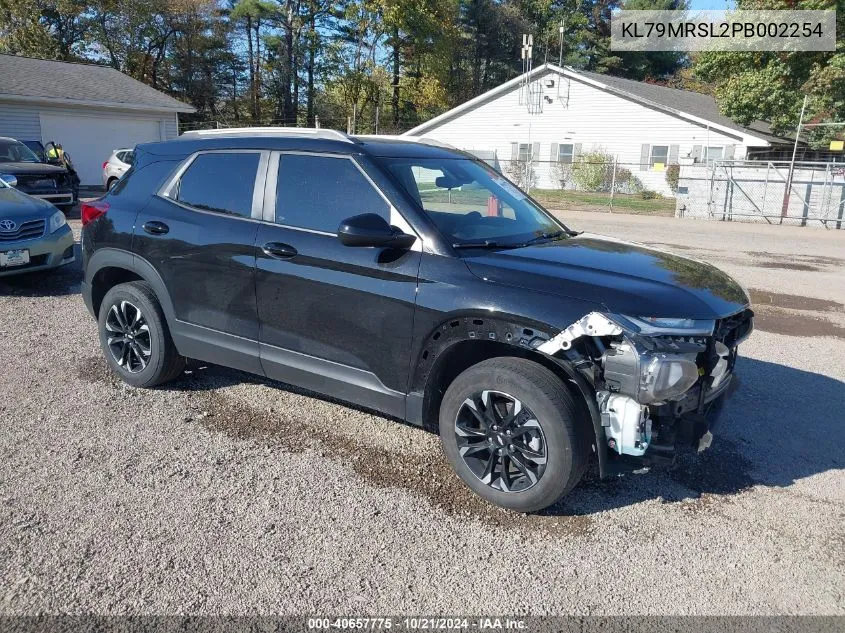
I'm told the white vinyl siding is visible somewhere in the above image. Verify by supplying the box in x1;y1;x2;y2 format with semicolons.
408;68;750;194
1;102;179;143
0;103;41;140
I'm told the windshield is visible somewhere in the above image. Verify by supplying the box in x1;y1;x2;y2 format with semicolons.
380;157;565;247
0;139;41;164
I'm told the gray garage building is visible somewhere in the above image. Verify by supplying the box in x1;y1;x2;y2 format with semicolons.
0;54;194;186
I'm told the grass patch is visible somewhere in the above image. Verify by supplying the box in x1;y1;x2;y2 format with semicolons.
531;189;676;216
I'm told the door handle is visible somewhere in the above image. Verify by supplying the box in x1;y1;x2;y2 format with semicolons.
142;221;169;235
262;242;298;259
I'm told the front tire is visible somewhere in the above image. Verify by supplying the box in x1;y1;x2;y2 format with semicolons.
439;357;590;512
98;281;185;388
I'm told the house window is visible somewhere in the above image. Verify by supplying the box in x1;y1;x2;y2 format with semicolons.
704;146;723;161
517;143;532;162
557;143;574;164
650;145;669;168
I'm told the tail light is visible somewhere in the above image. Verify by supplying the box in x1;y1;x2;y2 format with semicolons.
81;200;110;226
102;161;108;169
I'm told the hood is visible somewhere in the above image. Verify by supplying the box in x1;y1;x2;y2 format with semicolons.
0;162;67;175
463;233;749;320
0;187;56;218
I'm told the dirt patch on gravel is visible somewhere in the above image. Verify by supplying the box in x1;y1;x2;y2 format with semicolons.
753;307;845;340
77;355;114;384
747;251;845;267
197;389;594;537
76;355;593;537
643;242;698;251
749;289;844;313
753;261;822;272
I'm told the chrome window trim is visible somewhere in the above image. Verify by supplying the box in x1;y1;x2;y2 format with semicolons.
157;149;270;221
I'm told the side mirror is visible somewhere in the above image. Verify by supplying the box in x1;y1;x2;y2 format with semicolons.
0;174;17;188
338;213;416;250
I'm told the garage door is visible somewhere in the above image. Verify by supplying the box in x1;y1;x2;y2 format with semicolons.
40;113;163;186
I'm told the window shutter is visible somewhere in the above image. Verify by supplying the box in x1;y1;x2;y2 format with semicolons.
692;145;702;162
668;144;679;165
573;143;582;159
511;142;518;160
640;144;650;171
550;142;559;161
724;144;736;159
532;142;540;162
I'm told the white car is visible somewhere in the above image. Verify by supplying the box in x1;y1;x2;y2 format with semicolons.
102;149;135;190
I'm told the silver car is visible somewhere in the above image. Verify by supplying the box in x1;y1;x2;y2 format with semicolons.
102;148;134;191
0;175;75;277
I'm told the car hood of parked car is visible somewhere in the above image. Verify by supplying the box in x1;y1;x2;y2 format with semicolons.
0;161;67;175
462;233;749;320
0;186;56;218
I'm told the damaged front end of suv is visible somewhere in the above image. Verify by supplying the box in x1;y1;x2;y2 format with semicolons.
538;309;753;468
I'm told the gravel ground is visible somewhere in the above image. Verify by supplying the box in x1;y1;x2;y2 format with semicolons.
0;214;843;616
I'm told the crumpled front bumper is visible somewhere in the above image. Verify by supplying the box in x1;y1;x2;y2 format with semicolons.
644;374;736;464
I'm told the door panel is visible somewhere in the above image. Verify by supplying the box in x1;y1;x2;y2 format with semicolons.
255;224;421;413
135;196;259;337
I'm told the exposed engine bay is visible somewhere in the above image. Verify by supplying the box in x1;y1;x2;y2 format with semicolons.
538;310;753;459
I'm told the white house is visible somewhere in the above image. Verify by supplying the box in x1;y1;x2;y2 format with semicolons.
0;54;194;186
404;63;790;195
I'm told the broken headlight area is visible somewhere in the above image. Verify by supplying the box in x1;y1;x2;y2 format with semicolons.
539;311;752;458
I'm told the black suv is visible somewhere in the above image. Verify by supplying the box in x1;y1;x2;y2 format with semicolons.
81;129;753;512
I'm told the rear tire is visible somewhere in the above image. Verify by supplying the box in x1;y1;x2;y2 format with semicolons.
439;357;590;512
98;281;185;388
107;177;118;191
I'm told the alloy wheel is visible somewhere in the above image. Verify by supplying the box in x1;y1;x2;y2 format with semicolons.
454;390;548;493
105;301;151;373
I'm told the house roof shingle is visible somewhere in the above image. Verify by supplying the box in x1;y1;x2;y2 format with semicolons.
0;54;194;112
571;69;789;145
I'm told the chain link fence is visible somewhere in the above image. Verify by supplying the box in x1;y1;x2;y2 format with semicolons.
677;160;845;229
496;158;678;216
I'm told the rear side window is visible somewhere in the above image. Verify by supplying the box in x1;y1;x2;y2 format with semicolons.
123;151;135;166
275;154;388;232
175;152;260;218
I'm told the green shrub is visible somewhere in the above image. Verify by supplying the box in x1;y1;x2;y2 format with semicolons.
665;163;680;194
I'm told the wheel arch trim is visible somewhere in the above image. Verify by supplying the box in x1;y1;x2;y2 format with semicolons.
85;248;177;324
409;314;608;479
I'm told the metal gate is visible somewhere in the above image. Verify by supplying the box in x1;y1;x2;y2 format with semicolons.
676;160;845;228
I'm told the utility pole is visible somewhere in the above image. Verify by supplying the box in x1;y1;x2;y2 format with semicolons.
521;34;534;193
558;21;565;67
781;94;807;220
